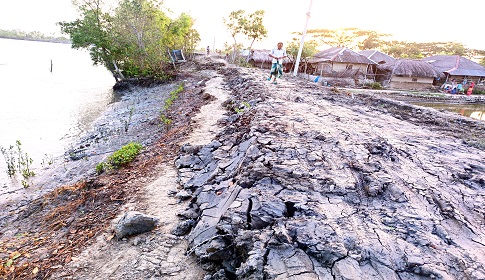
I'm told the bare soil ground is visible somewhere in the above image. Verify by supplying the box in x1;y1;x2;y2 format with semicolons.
0;58;228;279
1;57;484;280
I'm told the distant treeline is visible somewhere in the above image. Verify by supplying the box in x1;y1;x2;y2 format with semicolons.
0;29;70;44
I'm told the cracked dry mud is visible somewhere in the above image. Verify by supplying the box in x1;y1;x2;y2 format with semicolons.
3;57;485;280
175;66;485;279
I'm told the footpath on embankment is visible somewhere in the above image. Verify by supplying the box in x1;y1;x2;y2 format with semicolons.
2;57;485;279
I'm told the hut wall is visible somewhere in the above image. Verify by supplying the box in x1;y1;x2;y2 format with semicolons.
313;62;368;76
313;63;332;75
389;76;434;89
392;76;434;84
332;62;368;72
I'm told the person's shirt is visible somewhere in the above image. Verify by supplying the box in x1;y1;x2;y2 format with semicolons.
270;48;287;64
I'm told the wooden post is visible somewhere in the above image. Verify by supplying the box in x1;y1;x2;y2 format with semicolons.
50;60;53;72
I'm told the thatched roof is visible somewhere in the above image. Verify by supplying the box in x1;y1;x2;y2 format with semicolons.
248;49;291;64
421;55;485;77
379;59;438;77
309;47;376;65
359;50;396;64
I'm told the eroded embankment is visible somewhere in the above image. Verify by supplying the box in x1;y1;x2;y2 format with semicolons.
174;67;485;279
0;60;221;279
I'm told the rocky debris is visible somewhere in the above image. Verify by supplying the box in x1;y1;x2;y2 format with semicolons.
114;211;159;239
172;219;196;236
175;67;485;279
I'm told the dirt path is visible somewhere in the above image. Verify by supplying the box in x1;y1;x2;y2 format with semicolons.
49;67;231;279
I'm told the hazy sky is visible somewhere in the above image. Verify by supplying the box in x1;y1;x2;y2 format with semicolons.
1;0;484;50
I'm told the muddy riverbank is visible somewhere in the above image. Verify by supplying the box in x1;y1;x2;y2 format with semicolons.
1;57;485;279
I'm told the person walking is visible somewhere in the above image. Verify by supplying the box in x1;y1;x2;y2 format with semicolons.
466;81;475;96
268;42;287;84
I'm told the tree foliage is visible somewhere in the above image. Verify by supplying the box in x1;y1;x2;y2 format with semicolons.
243;10;268;51
286;39;318;72
223;9;267;62
304;27;390;50
59;0;199;80
297;27;484;60
223;9;246;60
381;41;468;58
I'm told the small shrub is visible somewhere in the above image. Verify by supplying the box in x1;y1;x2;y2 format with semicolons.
159;82;184;128
95;162;105;174
363;82;383;90
107;142;143;168
96;142;143;174
235;57;252;68
472;88;485;95
160;114;172;130
0;140;35;186
163;83;184;110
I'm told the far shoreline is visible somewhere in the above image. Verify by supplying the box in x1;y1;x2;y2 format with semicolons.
0;36;71;44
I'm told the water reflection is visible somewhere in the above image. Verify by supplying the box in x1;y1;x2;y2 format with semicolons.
0;38;115;192
469;111;484;121
410;102;485;121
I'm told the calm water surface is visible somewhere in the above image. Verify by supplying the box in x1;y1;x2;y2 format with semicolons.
0;38;115;190
410;102;485;121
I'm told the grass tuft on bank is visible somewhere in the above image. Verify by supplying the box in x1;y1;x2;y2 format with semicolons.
96;142;143;174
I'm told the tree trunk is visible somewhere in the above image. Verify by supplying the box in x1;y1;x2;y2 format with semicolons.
112;61;125;81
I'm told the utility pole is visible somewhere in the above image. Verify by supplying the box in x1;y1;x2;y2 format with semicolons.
293;0;313;77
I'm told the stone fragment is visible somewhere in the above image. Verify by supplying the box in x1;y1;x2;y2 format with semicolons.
114;211;159;239
171;219;195;236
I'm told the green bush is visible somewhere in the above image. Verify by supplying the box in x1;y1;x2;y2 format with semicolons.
363;82;383;90
95;162;106;174
96;142;143;174
472;88;485;95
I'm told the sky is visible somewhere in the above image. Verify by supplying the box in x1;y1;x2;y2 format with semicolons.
1;0;484;51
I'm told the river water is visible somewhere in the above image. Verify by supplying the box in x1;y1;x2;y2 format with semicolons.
410;102;485;121
0;38;115;191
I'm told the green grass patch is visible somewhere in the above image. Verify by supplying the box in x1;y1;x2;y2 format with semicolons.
163;82;184;110
96;142;143;174
159;82;184;128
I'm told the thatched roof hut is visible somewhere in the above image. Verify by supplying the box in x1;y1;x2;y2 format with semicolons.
379;59;438;77
378;59;438;89
421;55;485;84
248;49;292;69
359;50;396;64
307;47;375;80
309;47;376;65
